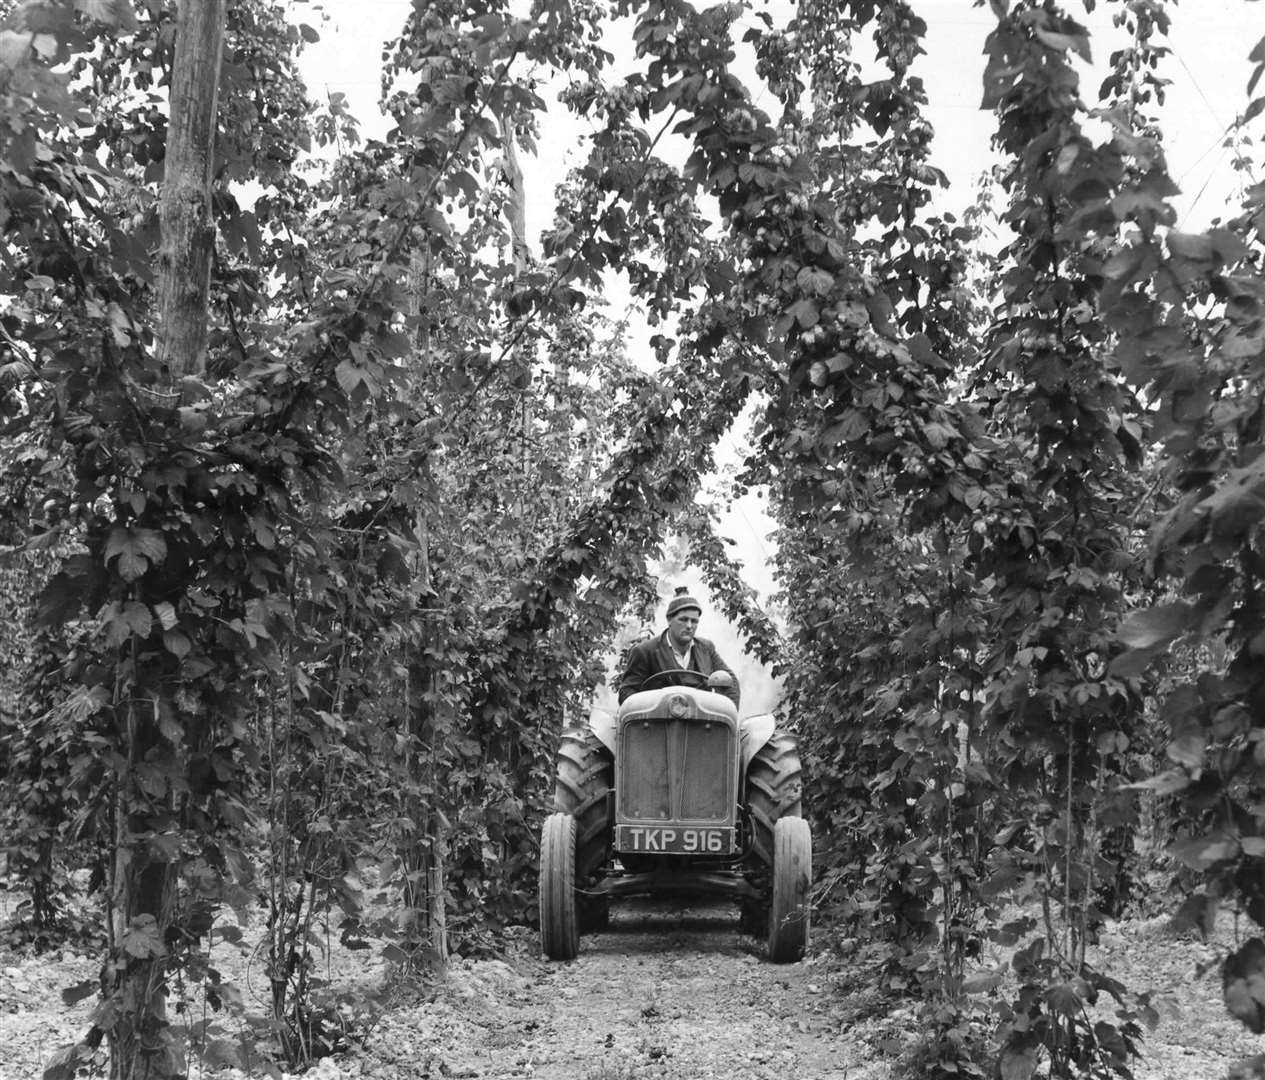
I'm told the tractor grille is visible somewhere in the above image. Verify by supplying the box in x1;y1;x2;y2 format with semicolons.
619;718;733;822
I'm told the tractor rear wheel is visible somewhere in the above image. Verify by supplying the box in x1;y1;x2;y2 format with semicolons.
554;728;613;931
768;816;812;963
540;812;579;960
744;729;803;868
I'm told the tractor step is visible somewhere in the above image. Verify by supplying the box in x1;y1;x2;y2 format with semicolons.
585;870;762;901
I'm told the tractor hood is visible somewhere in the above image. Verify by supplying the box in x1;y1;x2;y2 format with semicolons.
619;685;738;721
588;694;776;772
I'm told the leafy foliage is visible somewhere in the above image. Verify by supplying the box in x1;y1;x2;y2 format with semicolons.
5;0;1265;1078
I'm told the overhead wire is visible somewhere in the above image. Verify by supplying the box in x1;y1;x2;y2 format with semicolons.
1167;4;1260;224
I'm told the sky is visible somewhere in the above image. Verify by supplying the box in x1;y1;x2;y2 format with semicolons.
295;0;1264;232
292;0;1265;704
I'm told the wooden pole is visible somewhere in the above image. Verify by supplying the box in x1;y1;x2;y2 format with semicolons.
154;0;226;403
110;3;226;1076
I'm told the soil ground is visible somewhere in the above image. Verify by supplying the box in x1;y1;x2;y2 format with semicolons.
2;893;1263;1080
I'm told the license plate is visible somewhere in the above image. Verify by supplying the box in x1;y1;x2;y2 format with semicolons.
615;825;735;855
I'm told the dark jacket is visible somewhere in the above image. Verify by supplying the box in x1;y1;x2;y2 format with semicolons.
617;630;740;707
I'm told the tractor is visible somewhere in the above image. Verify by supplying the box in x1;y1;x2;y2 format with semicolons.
538;668;811;962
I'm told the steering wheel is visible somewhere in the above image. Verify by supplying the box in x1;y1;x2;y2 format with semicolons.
638;668;709;692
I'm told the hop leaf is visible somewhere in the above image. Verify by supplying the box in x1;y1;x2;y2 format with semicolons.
104;527;167;581
121;915;166;959
76;0;139;32
61;980;98;1006
1224;938;1265;1033
1117;603;1192;650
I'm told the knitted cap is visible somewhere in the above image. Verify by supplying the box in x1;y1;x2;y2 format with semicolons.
666;587;702;619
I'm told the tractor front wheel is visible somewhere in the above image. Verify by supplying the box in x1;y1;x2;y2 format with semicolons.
768;816;811;963
554;728;613;932
540;812;579;961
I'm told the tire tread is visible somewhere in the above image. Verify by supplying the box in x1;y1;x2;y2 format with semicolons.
744;729;803;869
768;816;811;963
540;812;579;960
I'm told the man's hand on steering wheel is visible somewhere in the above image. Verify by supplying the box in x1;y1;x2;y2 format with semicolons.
639;668;709;692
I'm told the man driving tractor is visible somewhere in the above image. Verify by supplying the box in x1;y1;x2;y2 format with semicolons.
617;587;741;707
542;584;809;964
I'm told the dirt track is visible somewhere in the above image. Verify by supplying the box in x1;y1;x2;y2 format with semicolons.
361;898;881;1080
3;893;1262;1079
353;899;1265;1080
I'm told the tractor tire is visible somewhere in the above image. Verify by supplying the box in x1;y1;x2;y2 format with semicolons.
744;728;804;869
554;728;613;880
768;816;812;963
553;728;613;932
540;812;579;960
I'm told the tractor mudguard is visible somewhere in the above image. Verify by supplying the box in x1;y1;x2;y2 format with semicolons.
589;707;617;754
739;713;776;772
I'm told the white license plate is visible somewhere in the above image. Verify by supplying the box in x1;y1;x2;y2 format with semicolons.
615;825;735;854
